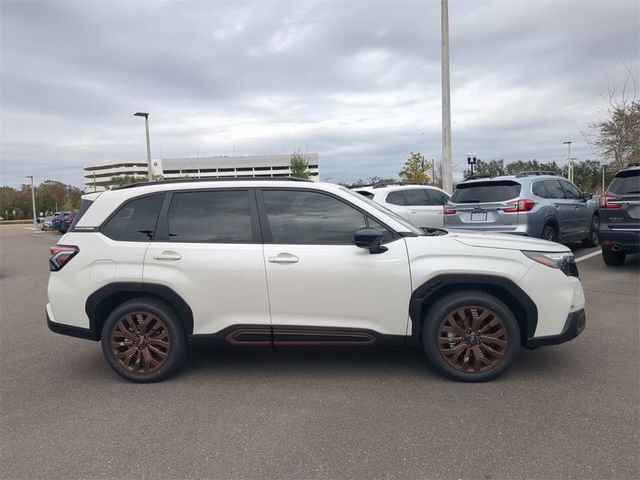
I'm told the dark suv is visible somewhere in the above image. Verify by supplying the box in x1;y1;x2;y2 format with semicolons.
599;164;640;266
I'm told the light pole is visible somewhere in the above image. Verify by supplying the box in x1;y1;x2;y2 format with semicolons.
26;176;36;227
466;152;478;177
134;112;152;181
602;163;606;194
441;0;453;193
563;141;572;182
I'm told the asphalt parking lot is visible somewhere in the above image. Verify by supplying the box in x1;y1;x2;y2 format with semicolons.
1;224;638;480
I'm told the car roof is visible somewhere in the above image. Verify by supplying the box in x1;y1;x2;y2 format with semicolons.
458;174;568;186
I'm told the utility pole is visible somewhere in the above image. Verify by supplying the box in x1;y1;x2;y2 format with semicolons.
441;0;453;193
26;176;36;227
602;163;606;194
563;141;572;182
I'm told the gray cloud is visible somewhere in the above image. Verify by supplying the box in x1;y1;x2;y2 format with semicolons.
1;0;638;187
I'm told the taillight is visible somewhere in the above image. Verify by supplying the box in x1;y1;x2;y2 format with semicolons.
443;203;457;215
504;199;535;212
49;245;79;271
599;194;621;209
65;217;73;224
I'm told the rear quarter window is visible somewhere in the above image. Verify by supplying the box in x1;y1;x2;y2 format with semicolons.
450;181;521;203
101;194;163;241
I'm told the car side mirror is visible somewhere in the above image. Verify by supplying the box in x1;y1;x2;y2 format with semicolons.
582;192;593;201
354;228;388;254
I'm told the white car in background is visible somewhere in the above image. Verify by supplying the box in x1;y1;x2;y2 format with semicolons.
353;184;450;230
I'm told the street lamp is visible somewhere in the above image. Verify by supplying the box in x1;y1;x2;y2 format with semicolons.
563;141;572;182
134;112;152;181
467;152;478;176
26;176;36;227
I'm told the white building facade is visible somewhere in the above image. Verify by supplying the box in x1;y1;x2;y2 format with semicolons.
84;154;319;191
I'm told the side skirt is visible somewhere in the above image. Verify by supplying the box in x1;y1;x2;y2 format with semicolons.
188;325;407;348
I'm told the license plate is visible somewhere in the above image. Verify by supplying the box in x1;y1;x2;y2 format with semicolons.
471;211;487;221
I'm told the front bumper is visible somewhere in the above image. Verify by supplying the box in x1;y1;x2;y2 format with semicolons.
526;308;586;348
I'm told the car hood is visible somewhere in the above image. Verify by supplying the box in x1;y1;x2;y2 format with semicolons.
447;231;569;252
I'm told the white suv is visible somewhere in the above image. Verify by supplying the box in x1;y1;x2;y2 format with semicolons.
353;184;450;230
47;178;586;382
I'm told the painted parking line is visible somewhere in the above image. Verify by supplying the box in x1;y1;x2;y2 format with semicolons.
576;250;601;263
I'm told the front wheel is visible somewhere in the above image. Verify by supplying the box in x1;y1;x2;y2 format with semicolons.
101;298;187;382
422;291;520;382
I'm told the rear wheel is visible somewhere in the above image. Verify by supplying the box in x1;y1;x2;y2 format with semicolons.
542;224;557;242
602;247;625;266
582;215;600;247
101;298;187;382
422;291;520;382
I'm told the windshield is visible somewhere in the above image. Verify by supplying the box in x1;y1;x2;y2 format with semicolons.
339;186;424;235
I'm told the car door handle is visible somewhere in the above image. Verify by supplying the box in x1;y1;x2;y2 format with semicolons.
553;204;560;209
153;251;182;261
409;209;418;214
268;253;299;264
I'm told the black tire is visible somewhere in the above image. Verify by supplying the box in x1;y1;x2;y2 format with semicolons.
422;290;520;382
541;224;557;242
601;247;626;266
582;215;600;247
101;298;187;382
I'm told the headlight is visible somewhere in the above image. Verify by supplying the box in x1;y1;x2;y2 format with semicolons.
522;250;578;277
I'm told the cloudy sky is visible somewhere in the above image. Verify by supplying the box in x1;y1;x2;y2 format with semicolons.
1;0;638;188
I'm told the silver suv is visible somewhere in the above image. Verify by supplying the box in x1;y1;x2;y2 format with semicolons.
444;172;599;246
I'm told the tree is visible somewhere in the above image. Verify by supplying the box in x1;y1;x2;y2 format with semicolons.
108;175;146;187
289;151;309;179
349;176;397;187
585;66;640;171
462;159;505;179
399;152;431;183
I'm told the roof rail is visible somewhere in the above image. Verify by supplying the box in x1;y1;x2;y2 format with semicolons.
515;171;559;178
464;175;494;180
111;176;312;190
372;181;430;189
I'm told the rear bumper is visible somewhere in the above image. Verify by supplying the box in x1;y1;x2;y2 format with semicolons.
46;304;98;341
599;229;640;253
526;309;586;348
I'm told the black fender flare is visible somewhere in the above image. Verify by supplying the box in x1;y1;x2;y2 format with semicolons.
408;274;538;340
85;282;194;338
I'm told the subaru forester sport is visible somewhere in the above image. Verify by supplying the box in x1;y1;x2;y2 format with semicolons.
48;178;586;382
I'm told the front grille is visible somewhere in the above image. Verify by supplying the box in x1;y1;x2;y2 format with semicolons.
562;259;579;278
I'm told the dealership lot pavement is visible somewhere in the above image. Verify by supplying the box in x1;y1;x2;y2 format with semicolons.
1;224;638;480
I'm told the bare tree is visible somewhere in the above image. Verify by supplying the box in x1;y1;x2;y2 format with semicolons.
584;65;640;171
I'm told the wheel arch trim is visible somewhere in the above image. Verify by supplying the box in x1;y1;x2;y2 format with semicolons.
85;282;194;339
408;274;538;341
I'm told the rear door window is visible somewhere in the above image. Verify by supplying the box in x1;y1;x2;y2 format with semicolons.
426;190;449;205
543;180;565;199
609;170;640;195
167;190;253;243
102;194;163;241
450;181;521;203
403;189;430;206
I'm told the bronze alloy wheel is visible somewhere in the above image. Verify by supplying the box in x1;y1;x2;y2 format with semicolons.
437;305;509;373
110;312;171;374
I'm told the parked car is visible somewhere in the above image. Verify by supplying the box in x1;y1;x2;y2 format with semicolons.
41;216;54;230
47;178;585;383
353;183;450;229
598;164;640;266
52;211;69;233
444;172;599;246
